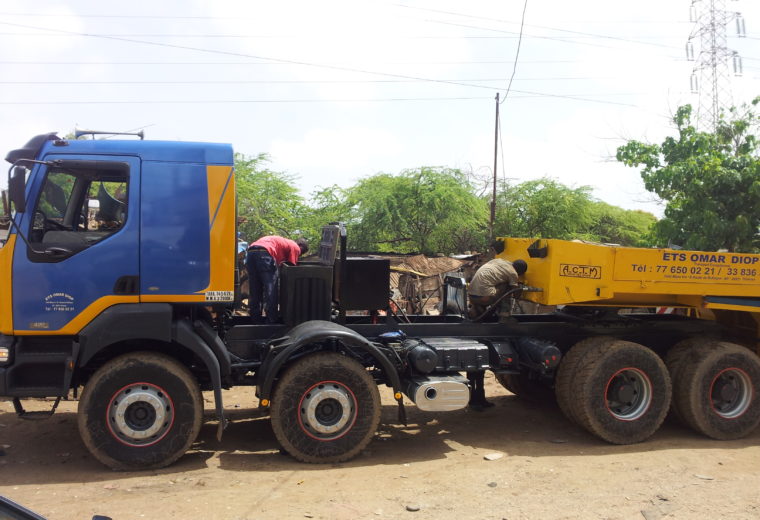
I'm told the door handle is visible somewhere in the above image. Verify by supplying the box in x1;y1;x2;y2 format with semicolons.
45;246;73;258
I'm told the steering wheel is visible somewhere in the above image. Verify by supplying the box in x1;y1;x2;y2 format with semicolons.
34;209;69;231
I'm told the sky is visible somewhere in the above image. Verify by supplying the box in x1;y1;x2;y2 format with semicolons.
1;0;759;217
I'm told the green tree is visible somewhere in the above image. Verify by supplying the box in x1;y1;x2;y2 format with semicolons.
617;99;760;252
298;185;354;246
494;178;595;239
235;153;307;242
346;167;488;254
584;202;656;247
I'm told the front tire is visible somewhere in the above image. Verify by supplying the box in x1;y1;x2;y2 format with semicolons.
270;352;381;463
78;352;203;471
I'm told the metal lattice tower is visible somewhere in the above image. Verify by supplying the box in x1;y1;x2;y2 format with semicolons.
686;0;746;131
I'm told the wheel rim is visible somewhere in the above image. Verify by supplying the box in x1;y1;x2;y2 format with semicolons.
604;368;652;421
298;381;357;441
107;383;174;446
710;368;753;419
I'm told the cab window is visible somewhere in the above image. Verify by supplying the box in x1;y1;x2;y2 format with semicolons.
29;162;129;261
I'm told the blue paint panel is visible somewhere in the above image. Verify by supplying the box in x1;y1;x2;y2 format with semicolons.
140;161;211;295
39;139;233;165
12;155;140;332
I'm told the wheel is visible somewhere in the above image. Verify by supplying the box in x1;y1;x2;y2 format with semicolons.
270;351;381;463
665;338;713;424
567;339;671;444
496;373;555;403
78;352;203;470
672;342;760;440
555;337;613;425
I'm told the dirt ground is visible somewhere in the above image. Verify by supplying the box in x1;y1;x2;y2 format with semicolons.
1;373;759;520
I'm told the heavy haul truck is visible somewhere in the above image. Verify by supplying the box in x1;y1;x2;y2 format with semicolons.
1;132;759;470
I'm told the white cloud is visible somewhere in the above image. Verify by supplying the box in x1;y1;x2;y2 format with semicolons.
269;125;404;194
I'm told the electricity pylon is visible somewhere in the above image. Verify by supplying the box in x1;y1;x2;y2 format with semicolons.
686;0;746;130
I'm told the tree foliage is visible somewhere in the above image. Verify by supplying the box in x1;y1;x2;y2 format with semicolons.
235;153;307;242
584;202;656;247
617;99;760;252
234;155;655;253
494;178;594;239
346;167;488;254
493;178;655;246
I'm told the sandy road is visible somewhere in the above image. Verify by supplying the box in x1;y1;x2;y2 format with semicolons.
1;373;759;520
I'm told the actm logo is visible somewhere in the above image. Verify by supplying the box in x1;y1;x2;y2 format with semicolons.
559;264;601;279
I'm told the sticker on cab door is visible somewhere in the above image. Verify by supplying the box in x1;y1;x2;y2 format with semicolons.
44;293;75;312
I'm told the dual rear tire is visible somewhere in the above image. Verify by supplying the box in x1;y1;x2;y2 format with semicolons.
555;338;671;444
667;340;760;440
556;337;760;444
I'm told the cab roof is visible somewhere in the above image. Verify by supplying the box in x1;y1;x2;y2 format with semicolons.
6;133;234;166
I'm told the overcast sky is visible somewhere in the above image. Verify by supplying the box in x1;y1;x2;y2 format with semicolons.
1;0;758;216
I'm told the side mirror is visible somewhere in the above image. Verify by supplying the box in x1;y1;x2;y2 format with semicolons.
0;495;47;520
9;166;27;213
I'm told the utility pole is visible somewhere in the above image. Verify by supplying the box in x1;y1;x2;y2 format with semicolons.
490;92;499;242
686;0;746;131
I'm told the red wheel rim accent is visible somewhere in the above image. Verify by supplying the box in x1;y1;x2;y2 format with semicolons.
297;380;358;442
709;367;753;419
106;382;175;447
603;367;653;421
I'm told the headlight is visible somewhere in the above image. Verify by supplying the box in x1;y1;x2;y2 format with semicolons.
0;335;12;364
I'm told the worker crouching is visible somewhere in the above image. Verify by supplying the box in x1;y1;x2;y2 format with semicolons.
466;245;528;411
468;256;528;320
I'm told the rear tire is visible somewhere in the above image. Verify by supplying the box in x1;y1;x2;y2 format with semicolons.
555;337;613;425
567;340;671;444
270;352;381;463
672;341;760;440
665;338;712;424
78;352;203;471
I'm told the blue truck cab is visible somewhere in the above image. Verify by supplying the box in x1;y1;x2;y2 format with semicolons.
0;133;240;468
3;133;236;335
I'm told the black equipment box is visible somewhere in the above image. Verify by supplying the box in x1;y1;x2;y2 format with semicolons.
280;263;333;326
334;257;390;311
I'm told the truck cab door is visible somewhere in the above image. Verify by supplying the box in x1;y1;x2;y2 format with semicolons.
12;155;140;334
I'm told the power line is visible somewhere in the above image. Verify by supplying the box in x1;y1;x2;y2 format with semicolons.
501;0;528;104
0;77;621;85
0;21;498;92
0;12;237;20
0;11;697;24
0;59;648;66
0;97;490;105
0;90;643;107
392;3;687;51
0;30;696;41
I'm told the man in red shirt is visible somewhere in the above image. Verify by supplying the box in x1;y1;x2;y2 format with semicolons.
246;235;309;323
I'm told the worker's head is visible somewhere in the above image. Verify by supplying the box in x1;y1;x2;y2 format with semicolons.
296;238;309;255
513;259;528;276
